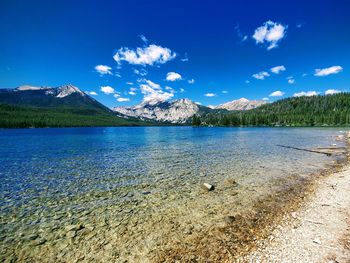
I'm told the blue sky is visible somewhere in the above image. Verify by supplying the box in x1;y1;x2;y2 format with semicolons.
0;0;349;108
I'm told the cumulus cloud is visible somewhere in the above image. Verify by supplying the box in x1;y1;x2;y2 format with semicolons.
262;97;269;101
87;91;98;96
113;93;121;98
166;72;182;81
204;93;216;97
100;86;115;94
188;79;195;84
269;90;285;97
252;71;270;80
95;65;112;75
293;91;318;97
270;65;286;74
113;44;176;66
126;82;134;85
325;89;341;95
314;66;343;77
117;97;130;102
222;90;228;94
252;21;287;50
139;79;174;104
128;91;137;96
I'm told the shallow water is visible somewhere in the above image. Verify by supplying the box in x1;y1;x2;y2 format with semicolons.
0;127;347;262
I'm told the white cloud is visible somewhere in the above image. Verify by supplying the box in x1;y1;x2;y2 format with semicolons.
269;90;285;97
204;93;216;97
113;44;176;66
133;68;148;76
139;34;148;43
145;79;161;90
117;97;130;102
113;93;120;98
293;91;318;97
252;71;270;80
188;78;195;84
195;102;202;105
262;97;269;101
245;80;250;84
325;89;341;95
302;73;308;77
222;90;228;94
126;82;134;85
314;66;343;77
252;21;287;50
95;65;112;75
87;91;98;96
139;79;174;104
100;86;115;94
270;65;286;74
287;76;295;84
179;88;185;93
128;91;137;96
166;72;182;81
165;86;174;91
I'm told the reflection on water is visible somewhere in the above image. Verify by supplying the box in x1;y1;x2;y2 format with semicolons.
0;127;347;262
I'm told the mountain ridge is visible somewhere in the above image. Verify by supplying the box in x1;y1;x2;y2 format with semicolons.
113;97;265;123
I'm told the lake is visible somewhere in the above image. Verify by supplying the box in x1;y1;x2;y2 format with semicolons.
0;127;347;262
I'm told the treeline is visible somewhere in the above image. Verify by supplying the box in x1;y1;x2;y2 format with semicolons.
0;104;147;128
193;93;350;127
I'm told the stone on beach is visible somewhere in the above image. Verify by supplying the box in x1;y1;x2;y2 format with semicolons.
202;183;215;191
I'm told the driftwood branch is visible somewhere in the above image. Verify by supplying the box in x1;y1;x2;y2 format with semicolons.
276;145;332;156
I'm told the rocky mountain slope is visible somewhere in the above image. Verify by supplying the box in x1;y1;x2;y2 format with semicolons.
113;98;267;123
214;98;267;111
113;99;210;123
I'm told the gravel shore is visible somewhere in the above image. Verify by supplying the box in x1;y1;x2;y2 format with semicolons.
245;162;350;263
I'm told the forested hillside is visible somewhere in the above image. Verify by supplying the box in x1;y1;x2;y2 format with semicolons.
193;93;350;127
0;104;147;128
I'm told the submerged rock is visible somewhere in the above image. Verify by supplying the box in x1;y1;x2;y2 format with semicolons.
224;215;236;224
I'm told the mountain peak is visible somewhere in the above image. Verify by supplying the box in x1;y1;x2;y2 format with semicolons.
56;84;84;98
215;98;267;111
113;98;200;123
238;97;249;102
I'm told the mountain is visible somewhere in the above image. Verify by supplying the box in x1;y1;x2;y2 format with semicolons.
214;98;267;111
0;84;105;109
0;84;147;128
113;98;212;123
195;93;350;127
113;98;267;123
